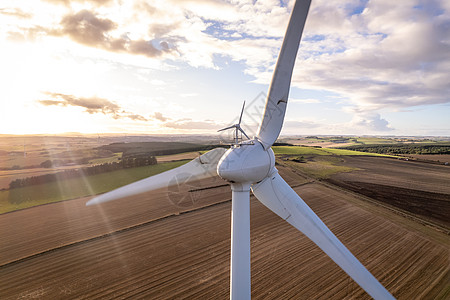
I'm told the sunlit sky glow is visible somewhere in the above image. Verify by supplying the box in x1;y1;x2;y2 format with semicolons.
1;0;449;136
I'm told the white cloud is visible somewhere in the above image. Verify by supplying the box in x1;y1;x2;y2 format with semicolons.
291;0;450;115
164;118;222;131
281;112;394;136
290;97;321;104
349;112;394;132
179;93;199;98
281;118;332;136
153;112;168;122
150;79;166;86
2;0;449;135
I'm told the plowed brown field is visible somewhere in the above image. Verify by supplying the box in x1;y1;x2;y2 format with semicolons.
327;156;450;229
0;163;448;299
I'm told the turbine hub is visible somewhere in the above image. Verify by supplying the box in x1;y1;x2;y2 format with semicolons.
217;140;275;183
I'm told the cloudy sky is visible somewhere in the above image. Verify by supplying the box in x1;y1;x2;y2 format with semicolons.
1;0;449;137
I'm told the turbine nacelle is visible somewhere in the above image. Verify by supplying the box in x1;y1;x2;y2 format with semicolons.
217;140;275;184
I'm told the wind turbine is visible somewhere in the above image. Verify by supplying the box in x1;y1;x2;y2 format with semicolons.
87;1;395;299
218;101;250;144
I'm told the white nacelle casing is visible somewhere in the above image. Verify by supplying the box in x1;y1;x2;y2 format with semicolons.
217;140;275;184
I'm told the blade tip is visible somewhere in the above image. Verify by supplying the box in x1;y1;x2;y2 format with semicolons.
86;197;100;206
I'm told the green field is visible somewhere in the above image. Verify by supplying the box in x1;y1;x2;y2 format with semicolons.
88;152;122;165
0;160;189;214
273;146;332;155
273;145;393;179
272;146;390;157
282;157;357;179
355;137;396;144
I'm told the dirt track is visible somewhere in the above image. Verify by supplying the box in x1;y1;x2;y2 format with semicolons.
0;163;449;299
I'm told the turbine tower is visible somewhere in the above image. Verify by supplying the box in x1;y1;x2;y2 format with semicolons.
87;1;395;299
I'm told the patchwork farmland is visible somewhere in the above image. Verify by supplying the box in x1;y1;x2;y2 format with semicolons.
0;158;448;299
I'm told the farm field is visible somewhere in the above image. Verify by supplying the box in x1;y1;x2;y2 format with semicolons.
156;151;200;163
272;145;391;157
0;162;448;299
408;154;450;163
283;139;357;148
0;135;119;190
283;136;403;148
0;160;189;214
0;135;107;168
325;156;450;230
0;165;84;190
1;144;390;214
282;136;450;149
0;135;216;189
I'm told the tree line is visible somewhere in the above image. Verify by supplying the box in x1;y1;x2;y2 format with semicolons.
9;154;157;190
340;144;450;155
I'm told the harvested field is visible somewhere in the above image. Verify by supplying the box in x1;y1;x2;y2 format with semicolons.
156;151;200;163
326;180;450;229
0;165;449;299
328;156;450;194
0;175;230;266
408;154;450;163
327;156;450;230
285;140;357;148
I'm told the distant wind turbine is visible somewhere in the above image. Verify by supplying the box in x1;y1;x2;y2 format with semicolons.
218;101;250;144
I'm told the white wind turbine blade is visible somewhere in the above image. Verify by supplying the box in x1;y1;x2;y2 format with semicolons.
238;126;250;140
252;170;395;300
86;148;226;206
256;0;311;149
218;125;235;132
238;101;246;125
